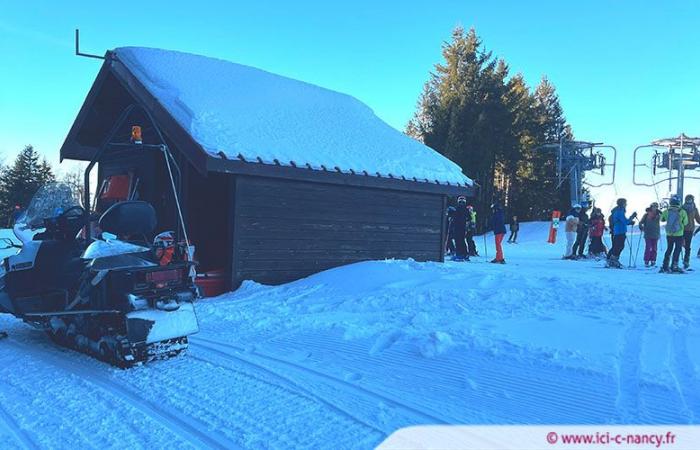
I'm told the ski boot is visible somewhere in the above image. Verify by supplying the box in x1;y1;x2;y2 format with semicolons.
490;258;505;264
671;265;685;274
606;256;622;269
659;266;670;273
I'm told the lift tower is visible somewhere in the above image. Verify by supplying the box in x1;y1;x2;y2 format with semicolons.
536;140;617;206
633;133;700;201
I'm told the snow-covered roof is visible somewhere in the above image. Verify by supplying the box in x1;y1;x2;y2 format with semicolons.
114;47;471;186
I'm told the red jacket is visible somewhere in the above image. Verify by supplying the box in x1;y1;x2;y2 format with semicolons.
589;217;605;238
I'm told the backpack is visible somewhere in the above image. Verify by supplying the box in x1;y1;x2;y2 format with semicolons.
666;208;682;234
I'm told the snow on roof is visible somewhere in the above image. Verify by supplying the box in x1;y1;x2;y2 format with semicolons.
115;47;472;186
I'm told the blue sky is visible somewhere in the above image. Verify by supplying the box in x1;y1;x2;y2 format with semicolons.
1;0;699;211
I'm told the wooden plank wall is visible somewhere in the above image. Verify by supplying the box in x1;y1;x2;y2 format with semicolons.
231;176;445;285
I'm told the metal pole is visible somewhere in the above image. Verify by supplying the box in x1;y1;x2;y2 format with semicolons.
679;134;685;200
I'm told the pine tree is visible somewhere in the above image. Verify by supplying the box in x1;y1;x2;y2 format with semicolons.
406;27;576;225
0;146;55;226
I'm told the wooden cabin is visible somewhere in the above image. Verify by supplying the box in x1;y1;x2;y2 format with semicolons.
60;47;474;291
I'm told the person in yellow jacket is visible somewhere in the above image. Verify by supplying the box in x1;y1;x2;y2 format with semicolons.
660;195;689;273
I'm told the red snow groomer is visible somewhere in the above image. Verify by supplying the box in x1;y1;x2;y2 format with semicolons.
0;106;200;367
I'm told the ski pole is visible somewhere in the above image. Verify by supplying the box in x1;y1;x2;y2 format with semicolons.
626;224;633;267
633;229;643;267
483;232;488;259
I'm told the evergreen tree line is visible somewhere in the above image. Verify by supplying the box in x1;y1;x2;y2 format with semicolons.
0;145;82;227
407;27;574;227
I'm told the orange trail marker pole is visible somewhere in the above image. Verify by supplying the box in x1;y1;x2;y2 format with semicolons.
548;210;561;244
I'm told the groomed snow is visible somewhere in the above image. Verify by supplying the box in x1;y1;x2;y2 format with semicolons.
0;223;698;448
115;47;471;186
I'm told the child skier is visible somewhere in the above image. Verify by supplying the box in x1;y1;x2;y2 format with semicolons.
507;215;519;243
588;208;607;257
563;204;580;259
490;203;506;264
681;194;700;270
660;195;689;273
639;202;661;267
607;198;637;268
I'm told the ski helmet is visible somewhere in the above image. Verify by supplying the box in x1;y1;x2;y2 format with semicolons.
685;194;695;203
457;196;467;204
616;198;627;207
670;195;681;206
572;203;581;209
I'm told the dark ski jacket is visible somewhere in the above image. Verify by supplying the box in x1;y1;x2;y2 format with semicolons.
491;207;506;235
446;206;456;237
451;204;470;235
639;208;661;239
576;210;590;234
509;220;519;232
681;202;700;232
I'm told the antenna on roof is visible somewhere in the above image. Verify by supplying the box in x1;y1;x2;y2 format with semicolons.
75;29;105;60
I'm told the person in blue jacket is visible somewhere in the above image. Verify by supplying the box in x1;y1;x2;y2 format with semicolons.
491;203;507;264
606;198;637;268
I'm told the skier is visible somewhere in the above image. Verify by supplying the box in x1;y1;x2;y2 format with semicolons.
607;198;637;268
681;194;700;270
445;205;456;255
466;205;479;256
450;196;470;261
639;202;661;267
588;208;607;257
490;203;506;264
507;215;519;243
563;205;580;260
571;204;590;258
660;195;689;273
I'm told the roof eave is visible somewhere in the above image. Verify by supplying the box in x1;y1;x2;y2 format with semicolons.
206;155;475;196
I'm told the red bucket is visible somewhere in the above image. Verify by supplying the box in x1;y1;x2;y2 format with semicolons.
195;269;227;298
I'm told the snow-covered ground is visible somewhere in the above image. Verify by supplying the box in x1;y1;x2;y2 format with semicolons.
0;223;699;449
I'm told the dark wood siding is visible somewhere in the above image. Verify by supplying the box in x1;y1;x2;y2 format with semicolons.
232;176;444;285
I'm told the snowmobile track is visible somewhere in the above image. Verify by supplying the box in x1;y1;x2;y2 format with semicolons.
8;340;241;450
616;322;645;421
0;401;38;450
191;337;447;425
188;350;387;436
671;329;700;422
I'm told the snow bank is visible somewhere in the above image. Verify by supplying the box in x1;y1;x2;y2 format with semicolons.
196;222;700;424
115;47;471;185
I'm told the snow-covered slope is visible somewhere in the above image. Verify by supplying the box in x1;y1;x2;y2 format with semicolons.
115;47;471;185
0;223;698;448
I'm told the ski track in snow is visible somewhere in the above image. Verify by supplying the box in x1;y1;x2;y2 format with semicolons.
671;328;700;422
616;322;645;422
7;340;235;450
188;344;387;436
191;337;446;426
0;400;37;450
